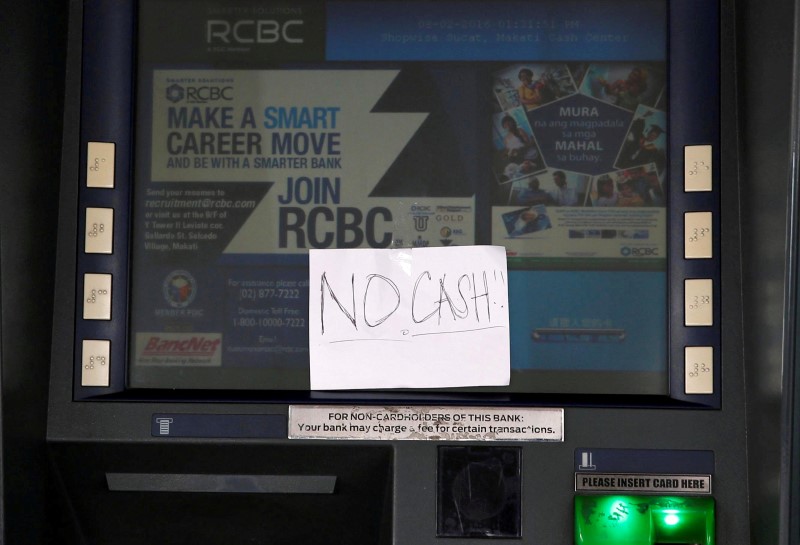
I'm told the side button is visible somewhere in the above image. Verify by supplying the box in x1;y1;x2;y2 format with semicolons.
85;208;114;254
684;212;712;259
684;145;712;192
685;279;713;326
685;346;713;394
81;340;110;387
83;273;112;320
86;142;115;188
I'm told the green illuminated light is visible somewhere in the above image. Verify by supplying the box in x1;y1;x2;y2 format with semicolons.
663;513;680;526
574;495;715;545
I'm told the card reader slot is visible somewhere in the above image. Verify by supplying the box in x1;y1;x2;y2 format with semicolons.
106;473;336;494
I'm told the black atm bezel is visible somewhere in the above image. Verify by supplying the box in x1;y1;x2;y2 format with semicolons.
63;0;722;408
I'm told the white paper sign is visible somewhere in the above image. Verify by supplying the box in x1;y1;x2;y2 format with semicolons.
309;246;510;389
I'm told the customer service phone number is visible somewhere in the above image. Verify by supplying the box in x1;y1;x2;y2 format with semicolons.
232;317;306;328
238;288;301;301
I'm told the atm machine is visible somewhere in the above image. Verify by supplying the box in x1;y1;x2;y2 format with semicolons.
0;0;798;543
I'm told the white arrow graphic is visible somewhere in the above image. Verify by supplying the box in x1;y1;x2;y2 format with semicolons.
220;70;428;253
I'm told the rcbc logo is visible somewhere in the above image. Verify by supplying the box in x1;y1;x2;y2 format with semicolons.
166;84;185;103
166;84;234;104
620;246;659;257
206;19;304;44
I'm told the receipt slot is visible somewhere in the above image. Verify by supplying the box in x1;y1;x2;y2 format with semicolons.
574;495;714;545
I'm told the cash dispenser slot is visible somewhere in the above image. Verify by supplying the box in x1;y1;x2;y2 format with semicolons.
106;473;337;494
50;443;393;545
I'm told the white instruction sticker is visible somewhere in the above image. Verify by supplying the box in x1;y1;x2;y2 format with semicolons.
289;405;563;441
575;473;712;494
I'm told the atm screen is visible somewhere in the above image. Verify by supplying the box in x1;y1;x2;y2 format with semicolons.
75;0;718;403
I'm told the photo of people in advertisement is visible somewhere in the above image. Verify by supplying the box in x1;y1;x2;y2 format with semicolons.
491;61;667;269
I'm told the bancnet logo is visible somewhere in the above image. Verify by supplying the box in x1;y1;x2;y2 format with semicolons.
143;336;221;355
136;333;222;366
